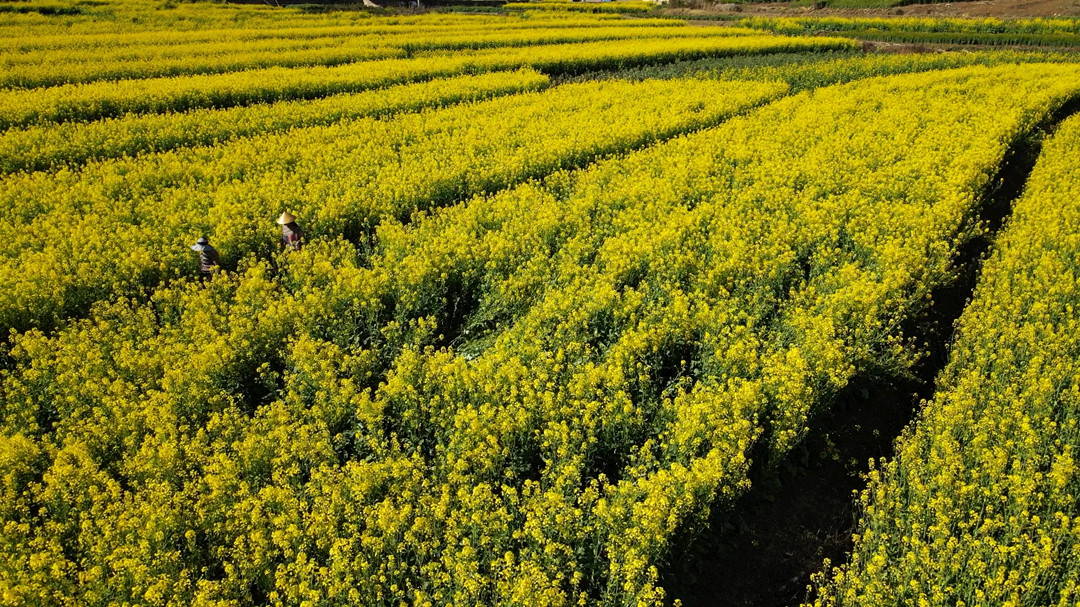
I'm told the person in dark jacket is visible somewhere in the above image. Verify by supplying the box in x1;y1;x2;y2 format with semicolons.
190;237;219;280
277;211;304;252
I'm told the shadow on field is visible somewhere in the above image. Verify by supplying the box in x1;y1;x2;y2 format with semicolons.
662;99;1080;607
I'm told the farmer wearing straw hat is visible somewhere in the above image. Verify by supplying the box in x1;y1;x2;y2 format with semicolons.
190;237;220;280
277;211;304;252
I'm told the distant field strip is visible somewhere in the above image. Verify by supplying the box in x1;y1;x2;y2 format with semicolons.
0;6;576;38
0;78;785;331
3;65;1079;607
0;17;677;50
574;49;1080;91
808;112;1080;607
1;21;738;57
837;29;1080;47
740;16;1080;36
738;16;1080;46
0;13;673;51
0;24;760;88
507;1;656;13
0;35;854;129
0;42;406;89
0;70;550;174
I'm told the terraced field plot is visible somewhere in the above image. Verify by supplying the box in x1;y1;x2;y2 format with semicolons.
2;2;1080;606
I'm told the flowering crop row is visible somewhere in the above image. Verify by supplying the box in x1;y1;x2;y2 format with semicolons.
0;0;469;38
0;69;550;174
3;64;1078;607
740;15;1080;35
806;111;1080;607
839;29;1080;47
0;78;786;332
575;48;1080;92
737;16;1080;46
0;35;853;129
506;2;657;14
0;24;758;89
0;40;405;89
2;21;707;67
686;49;1080;91
716;48;1080;86
0;13;676;53
0;1;649;41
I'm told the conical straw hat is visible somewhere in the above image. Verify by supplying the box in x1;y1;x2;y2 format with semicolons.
277;211;296;225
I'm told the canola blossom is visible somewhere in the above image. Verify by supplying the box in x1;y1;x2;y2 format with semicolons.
807;111;1080;607
0;78;787;331
3;64;1080;607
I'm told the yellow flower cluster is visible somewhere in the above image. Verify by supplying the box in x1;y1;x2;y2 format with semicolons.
0;34;852;129
3;61;1080;607
0;69;551;173
0;77;785;331
806;110;1080;607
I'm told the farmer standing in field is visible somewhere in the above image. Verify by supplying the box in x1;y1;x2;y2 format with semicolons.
277;211;304;252
190;237;220;281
